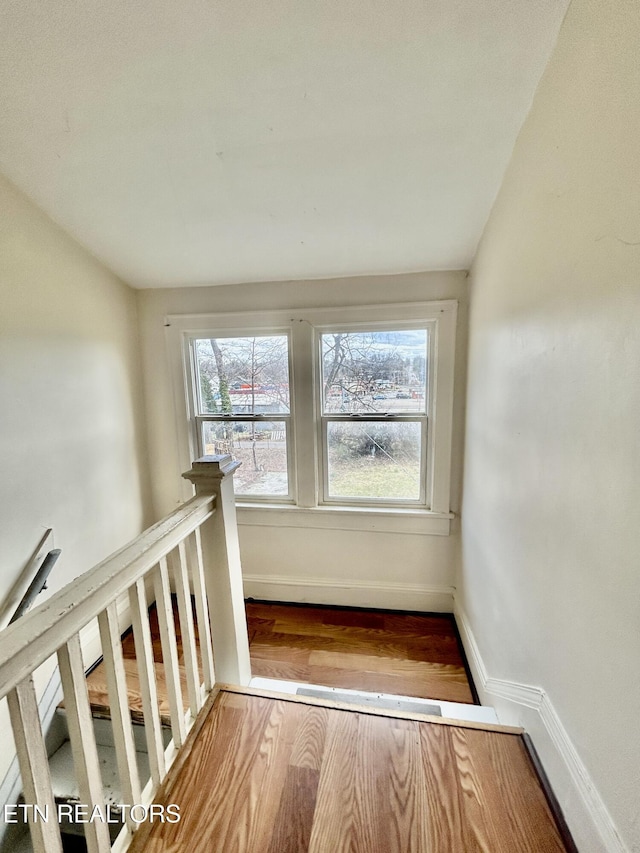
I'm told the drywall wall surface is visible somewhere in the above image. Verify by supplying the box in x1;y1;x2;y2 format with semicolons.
0;172;151;616
138;271;468;605
461;0;640;849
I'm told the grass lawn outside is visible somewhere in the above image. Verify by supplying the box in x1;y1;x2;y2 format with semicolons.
328;456;421;500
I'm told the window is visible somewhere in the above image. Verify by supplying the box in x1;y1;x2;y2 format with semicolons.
170;301;457;531
320;328;428;505
193;334;292;498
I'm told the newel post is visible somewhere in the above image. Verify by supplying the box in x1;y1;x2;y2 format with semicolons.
182;455;251;686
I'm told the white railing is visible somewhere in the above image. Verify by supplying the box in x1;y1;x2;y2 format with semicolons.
0;456;251;853
0;528;57;630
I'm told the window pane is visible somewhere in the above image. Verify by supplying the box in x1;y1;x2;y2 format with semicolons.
321;329;427;414
202;421;288;496
195;336;290;415
326;422;422;500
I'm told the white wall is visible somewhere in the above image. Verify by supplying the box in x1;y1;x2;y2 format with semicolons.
460;1;640;850
138;271;468;611
0;173;151;798
0;172;151;609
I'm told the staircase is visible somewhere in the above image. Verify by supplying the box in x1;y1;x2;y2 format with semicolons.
0;455;250;853
5;713;173;852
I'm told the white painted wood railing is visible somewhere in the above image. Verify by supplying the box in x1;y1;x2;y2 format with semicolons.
0;528;56;630
0;456;251;853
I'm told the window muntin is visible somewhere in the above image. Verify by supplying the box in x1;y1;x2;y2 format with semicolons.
193;334;292;500
319;328;429;506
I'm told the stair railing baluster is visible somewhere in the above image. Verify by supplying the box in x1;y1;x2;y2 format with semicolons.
57;633;112;853
97;601;142;833
153;557;187;746
172;541;201;718
6;675;63;853
191;526;215;691
128;578;165;788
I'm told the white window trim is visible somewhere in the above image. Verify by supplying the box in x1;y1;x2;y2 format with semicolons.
165;300;457;535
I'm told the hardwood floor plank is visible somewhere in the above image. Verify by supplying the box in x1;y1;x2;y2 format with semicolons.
307;650;473;703
247;616;275;644
450;726;498;851
308;710;360;853
306;665;473;703
403;636;464;665
266;765;320;853
254;624;412;659
320;609;386;630
289;705;330;771
461;728;567;853
348;715;430;853
419;721;473;852
268;618;449;645
309;649;459;677
246;603;328;624
249;643;312;666
383;612;458;635
350;713;395;852
249;656;314;683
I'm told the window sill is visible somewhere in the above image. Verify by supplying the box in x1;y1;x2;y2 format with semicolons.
235;503;454;536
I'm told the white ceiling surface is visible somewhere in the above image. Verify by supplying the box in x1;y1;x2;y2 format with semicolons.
0;1;568;289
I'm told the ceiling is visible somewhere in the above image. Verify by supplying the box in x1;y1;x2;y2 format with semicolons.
0;1;568;289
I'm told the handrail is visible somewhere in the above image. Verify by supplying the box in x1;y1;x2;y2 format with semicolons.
0;528;55;630
8;548;61;625
0;494;215;698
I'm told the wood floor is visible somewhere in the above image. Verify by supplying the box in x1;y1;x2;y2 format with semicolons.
247;601;475;704
129;688;570;853
84;601;475;720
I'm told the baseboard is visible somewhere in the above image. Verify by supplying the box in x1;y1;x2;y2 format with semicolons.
454;602;628;853
243;573;454;612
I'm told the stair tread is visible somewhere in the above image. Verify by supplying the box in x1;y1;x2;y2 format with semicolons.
48;740;151;804
6;828;33;853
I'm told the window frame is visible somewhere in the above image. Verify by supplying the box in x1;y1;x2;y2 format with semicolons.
315;320;433;509
166;300;457;533
185;327;297;504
